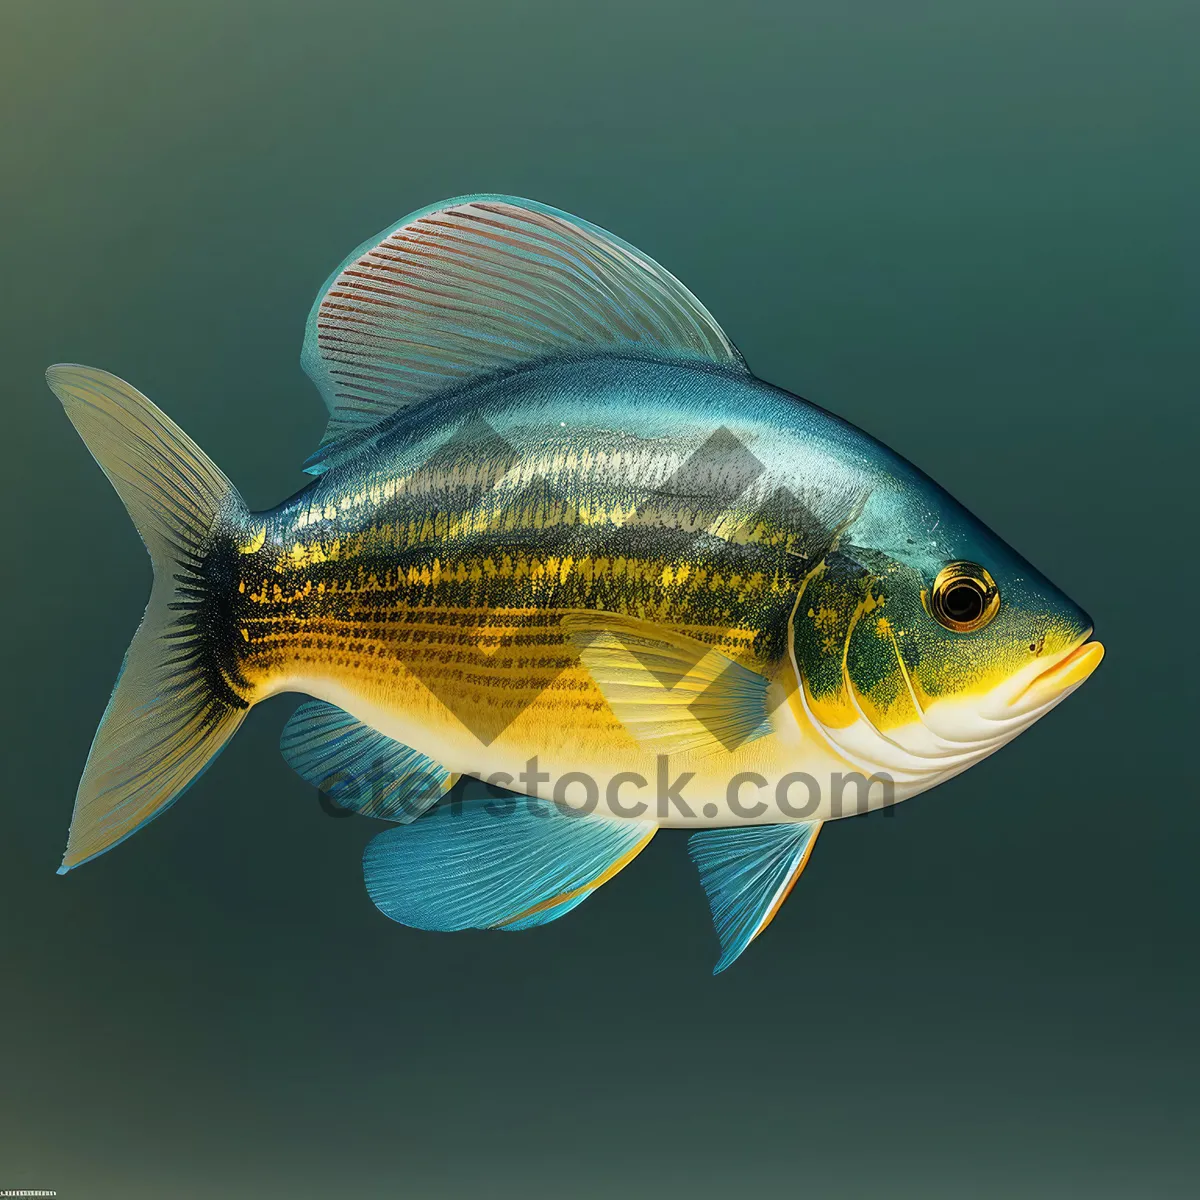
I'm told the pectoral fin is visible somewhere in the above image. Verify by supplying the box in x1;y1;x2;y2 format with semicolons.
688;821;823;973
280;701;456;822
563;612;774;755
363;797;656;931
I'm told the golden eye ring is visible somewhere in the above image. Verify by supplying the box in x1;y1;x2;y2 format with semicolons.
930;562;1000;633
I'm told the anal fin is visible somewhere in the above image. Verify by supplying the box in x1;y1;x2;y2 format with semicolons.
363;797;656;931
688;821;823;973
280;701;455;822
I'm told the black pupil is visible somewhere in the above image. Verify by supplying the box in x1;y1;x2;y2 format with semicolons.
944;581;984;622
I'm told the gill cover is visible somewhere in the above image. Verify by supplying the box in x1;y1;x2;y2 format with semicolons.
791;537;1099;782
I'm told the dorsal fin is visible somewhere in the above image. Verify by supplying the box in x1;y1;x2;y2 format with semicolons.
301;195;746;472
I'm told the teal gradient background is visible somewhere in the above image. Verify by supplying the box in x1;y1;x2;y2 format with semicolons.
2;2;1196;1196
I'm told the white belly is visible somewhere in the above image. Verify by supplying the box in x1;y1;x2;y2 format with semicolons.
277;670;949;828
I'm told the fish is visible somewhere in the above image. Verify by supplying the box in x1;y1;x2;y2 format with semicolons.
47;194;1104;972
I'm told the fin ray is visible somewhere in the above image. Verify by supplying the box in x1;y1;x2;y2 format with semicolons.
363;796;656;931
688;821;823;973
47;365;249;871
564;612;774;755
280;701;455;822
302;195;746;471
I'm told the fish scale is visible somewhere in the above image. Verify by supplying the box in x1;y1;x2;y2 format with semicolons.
47;194;1102;972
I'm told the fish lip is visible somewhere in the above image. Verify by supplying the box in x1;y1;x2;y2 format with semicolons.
1008;629;1104;709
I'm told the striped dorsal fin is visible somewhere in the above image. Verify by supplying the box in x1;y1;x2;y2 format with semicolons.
301;195;747;473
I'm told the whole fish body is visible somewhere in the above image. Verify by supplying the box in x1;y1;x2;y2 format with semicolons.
48;196;1103;971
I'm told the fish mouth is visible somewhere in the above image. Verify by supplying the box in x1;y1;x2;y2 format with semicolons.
1008;633;1105;712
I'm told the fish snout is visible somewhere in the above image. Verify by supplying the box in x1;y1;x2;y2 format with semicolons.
1008;635;1105;715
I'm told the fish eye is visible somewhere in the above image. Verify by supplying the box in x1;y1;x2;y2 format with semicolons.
930;562;1000;633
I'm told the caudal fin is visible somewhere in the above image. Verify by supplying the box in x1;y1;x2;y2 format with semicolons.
47;365;251;872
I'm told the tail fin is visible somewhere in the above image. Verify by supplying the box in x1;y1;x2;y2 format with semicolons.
47;365;251;872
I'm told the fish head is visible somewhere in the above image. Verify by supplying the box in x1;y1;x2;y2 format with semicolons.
788;479;1102;784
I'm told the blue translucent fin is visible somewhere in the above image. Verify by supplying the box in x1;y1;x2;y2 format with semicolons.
363;797;656;931
280;701;455;822
688;821;823;974
499;891;593;931
301;194;747;472
564;612;773;755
